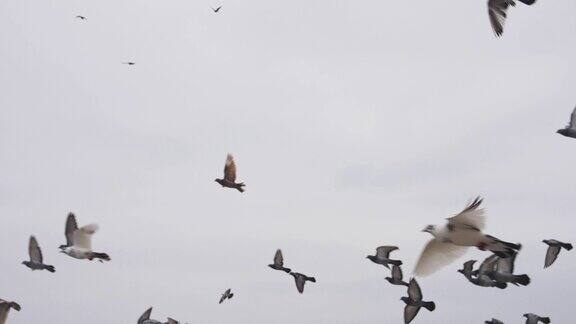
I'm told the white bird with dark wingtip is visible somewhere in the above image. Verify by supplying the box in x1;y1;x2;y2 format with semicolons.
59;213;110;262
219;289;234;304
0;299;21;324
488;0;537;37
22;236;55;272
401;278;435;324
414;197;521;277
268;249;291;273
523;313;550;324
543;239;572;268
366;246;402;269
557;106;576;139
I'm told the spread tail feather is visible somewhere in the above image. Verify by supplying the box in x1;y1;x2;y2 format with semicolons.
514;274;530;286
44;265;56;273
423;301;435;311
90;252;111;261
308;277;316;283
236;183;246;193
562;243;573;250
540;317;551;324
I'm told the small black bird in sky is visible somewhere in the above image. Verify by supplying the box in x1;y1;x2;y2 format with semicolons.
212;6;222;13
122;62;136;66
219;289;234;304
215;154;246;192
485;319;504;324
76;15;87;21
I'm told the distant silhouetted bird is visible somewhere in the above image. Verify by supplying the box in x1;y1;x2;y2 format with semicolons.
268;249;291;273
59;213;110;262
414;197;521;277
212;6;222;13
488;0;537;37
0;299;21;324
401;278;435;324
557;106;576;138
22;236;55;272
385;265;409;286
367;246;402;269
219;289;234;304
485;319;504;324
123;62;136;66
290;272;316;294
76;15;86;20
523;313;551;324
543;239;572;268
215;154;246;192
137;307;178;324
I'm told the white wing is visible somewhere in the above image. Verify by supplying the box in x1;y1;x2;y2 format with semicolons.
72;223;98;250
446;197;485;231
414;240;469;277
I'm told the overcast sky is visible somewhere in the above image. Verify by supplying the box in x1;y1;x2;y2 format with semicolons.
1;0;575;323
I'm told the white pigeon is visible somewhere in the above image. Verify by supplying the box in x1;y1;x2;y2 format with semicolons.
0;299;21;324
414;197;521;277
59;213;110;262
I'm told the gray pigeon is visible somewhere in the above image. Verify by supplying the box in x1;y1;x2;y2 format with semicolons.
22;236;55;272
484;252;530;286
488;0;537;37
268;249;291;273
485;319;504;324
219;289;234;304
215;154;246;192
0;299;21;324
366;246;402;269
557;106;576;139
401;278;435;324
543;239;572;268
385;265;409;286
290;272;316;294
523;313;551;324
457;256;507;289
137;307;178;324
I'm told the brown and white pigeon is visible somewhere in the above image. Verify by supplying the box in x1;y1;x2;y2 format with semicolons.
22;236;55;272
215;154;246;192
59;213;110;262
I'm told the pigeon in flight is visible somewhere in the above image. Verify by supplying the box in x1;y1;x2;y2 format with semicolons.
488;0;537;37
268;249;291;273
367;246;402;269
543;239;572;268
76;15;87;21
122;62;136;66
485;319;504;324
0;299;21;324
212;6;222;13
59;213;110;262
22;236;55;272
523;313;551;324
290;272;316;294
385;265;409;286
457;256;507;289
557;106;576;138
215;154;246;192
484;251;530;286
414;197;521;277
137;307;179;324
401;278;435;324
219;289;234;304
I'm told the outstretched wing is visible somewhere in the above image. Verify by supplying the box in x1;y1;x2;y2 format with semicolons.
404;305;421;324
569;106;576;129
496;251;516;273
65;213;78;246
137;307;152;324
488;0;514;37
273;249;284;266
223;154;237;182
544;246;561;268
28;236;43;263
446;197;485;231
167;318;179;324
414;240;469;277
72;224;98;249
478;254;499;275
294;276;305;293
392;265;403;280
376;246;398;258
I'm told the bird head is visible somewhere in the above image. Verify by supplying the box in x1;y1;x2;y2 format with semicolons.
422;225;436;235
400;296;410;304
557;129;569;136
522;314;528;318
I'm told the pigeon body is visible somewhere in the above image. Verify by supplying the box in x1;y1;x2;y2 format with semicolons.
488;0;537;37
385;265;409;286
215;154;246;192
59;213;110;262
484;252;530;286
401;278;435;324
485;319;504;324
219;289;234;304
367;246;402;269
290;272;316;294
414;197;521;277
0;299;21;324
557;106;576;139
22;236;55;272
543;239;572;268
268;249;291;273
523;313;551;324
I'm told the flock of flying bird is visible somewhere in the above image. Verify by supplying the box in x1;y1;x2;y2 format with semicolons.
1;1;575;324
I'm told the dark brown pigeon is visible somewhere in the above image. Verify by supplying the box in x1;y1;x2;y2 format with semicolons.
268;249;291;273
543;239;572;268
215;154;245;192
290;272;316;294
